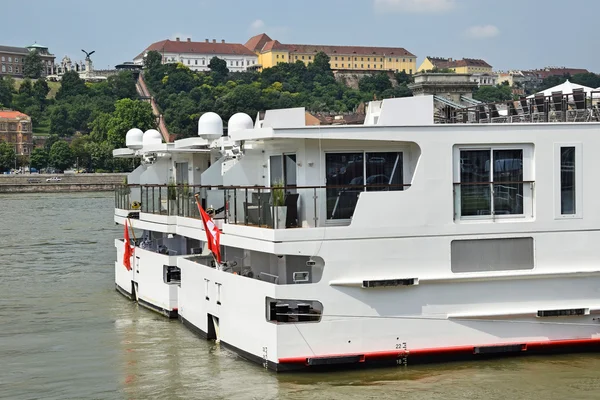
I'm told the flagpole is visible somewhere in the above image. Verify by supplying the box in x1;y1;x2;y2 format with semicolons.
127;217;137;242
194;194;221;268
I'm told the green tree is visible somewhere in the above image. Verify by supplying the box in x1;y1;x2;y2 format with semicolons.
106;99;155;148
33;79;50;101
85;141;114;171
208;56;229;84
70;134;91;170
359;73;393;97
43;134;60;152
570;72;600;89
473;84;513;103
0;77;14;107
49;140;74;171
107;71;137;99
23;50;44;79
56;71;87;99
310;52;332;73
89;112;111;142
144;50;163;71
18;79;34;96
49;105;72;137
0;141;16;172
394;71;412;85
29;148;48;170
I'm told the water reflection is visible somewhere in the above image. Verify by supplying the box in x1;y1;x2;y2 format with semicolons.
2;192;600;400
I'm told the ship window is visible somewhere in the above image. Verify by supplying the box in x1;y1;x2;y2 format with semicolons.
269;154;297;188
561;147;575;214
325;152;403;220
451;237;534;273
163;265;181;284
555;143;582;218
456;148;529;218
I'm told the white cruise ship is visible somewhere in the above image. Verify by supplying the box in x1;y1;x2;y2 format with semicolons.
113;94;600;371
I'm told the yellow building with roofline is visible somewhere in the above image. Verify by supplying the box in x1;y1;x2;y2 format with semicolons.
245;33;417;73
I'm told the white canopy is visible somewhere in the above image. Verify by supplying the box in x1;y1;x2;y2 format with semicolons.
528;80;599;98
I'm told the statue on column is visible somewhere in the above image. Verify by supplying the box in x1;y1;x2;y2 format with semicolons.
81;49;95;74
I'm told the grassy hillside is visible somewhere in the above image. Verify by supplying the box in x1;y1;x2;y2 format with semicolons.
13;78;61;99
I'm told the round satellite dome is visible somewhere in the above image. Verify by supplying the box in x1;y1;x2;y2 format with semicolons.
198;112;223;139
228;113;253;135
143;129;163;146
125;128;144;149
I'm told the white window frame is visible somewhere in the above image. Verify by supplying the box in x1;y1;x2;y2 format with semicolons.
453;144;534;221
554;142;582;219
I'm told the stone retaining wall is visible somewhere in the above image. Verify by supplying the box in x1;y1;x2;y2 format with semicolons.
0;173;127;193
0;183;118;193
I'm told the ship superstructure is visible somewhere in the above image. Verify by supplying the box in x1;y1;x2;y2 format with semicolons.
113;95;600;371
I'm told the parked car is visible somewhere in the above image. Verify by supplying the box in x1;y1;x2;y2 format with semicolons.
46;177;62;182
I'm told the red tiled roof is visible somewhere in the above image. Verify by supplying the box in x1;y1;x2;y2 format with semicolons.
0;111;29;119
280;43;415;57
454;58;492;68
261;40;287;53
244;33;272;53
535;67;589;79
135;39;256;60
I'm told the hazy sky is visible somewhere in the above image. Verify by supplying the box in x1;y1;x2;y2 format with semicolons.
1;0;597;72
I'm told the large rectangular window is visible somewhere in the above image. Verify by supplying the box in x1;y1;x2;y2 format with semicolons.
326;152;403;220
459;148;524;217
560;147;576;215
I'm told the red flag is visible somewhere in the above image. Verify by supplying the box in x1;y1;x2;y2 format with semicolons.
123;221;133;271
198;203;221;264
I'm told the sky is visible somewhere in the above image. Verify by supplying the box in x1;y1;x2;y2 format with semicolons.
1;0;598;72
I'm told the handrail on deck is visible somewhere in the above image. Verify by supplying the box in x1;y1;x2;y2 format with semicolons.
440;90;600;124
115;183;412;229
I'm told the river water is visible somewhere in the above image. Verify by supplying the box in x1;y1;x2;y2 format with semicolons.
1;192;600;400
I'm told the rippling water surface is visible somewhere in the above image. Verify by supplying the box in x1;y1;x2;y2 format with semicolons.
1;192;600;400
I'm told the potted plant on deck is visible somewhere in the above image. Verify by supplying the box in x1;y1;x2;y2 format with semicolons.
272;180;287;229
166;179;177;215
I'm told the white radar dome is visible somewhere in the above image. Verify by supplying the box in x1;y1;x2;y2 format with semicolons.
228;113;253;134
125;128;144;149
142;129;163;146
198;112;223;139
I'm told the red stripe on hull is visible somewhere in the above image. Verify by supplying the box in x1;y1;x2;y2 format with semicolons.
278;337;600;365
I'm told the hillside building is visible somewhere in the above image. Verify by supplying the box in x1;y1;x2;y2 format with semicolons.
418;56;493;74
245;33;417;73
0;43;55;78
133;38;258;72
0;110;32;156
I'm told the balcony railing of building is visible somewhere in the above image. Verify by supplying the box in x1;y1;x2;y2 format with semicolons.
439;90;600;124
115;183;411;229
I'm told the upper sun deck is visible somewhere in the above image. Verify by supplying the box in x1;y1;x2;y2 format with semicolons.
437;89;600;125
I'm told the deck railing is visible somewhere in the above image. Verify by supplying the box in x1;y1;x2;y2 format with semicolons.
115;183;410;228
440;91;600;124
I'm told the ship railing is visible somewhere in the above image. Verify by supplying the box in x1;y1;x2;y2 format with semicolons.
118;183;410;228
114;184;142;210
138;184;228;219
224;183;411;229
440;90;600;124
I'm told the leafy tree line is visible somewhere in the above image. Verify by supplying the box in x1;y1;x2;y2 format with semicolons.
0;70;155;172
143;50;413;138
471;72;600;104
538;72;600;92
